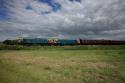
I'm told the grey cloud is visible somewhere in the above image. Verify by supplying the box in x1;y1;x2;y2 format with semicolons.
0;0;125;41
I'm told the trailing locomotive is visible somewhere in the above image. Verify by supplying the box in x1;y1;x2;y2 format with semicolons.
3;38;125;45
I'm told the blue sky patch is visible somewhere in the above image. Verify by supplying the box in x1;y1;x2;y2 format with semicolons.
0;10;8;20
38;0;61;12
0;0;10;20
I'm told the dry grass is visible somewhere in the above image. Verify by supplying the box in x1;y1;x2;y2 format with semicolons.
0;49;125;83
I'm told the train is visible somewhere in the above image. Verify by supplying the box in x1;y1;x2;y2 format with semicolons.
3;38;125;45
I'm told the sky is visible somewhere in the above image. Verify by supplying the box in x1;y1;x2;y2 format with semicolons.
0;0;125;41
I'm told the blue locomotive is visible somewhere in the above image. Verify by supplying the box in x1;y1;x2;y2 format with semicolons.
21;38;79;45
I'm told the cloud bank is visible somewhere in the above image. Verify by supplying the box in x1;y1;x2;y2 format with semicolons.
0;0;125;41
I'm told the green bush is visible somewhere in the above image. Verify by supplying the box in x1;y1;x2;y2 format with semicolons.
1;44;125;50
0;44;40;50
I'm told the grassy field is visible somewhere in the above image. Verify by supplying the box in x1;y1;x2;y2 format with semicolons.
0;45;125;83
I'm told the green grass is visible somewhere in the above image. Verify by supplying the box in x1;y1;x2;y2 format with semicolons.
0;46;125;83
